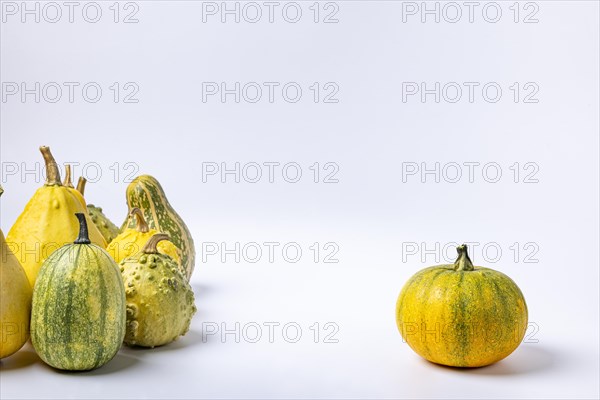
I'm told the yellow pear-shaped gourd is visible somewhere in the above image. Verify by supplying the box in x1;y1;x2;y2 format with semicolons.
0;186;32;359
6;147;107;287
107;208;180;265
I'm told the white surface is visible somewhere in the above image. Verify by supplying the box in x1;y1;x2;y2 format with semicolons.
1;1;599;399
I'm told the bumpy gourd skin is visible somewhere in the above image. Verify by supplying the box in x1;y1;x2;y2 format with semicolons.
396;246;528;368
88;204;120;244
31;230;126;371
0;226;32;359
121;175;195;281
7;185;107;287
120;243;196;348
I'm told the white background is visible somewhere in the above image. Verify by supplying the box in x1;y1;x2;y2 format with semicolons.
1;1;599;398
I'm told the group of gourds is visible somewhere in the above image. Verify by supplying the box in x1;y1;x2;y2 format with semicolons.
2;149;531;372
0;146;197;371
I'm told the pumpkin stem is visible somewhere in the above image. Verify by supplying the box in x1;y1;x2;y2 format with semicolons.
130;208;150;233
454;244;475;271
142;234;170;254
40;146;61;186
77;177;87;195
63;164;74;188
74;213;91;244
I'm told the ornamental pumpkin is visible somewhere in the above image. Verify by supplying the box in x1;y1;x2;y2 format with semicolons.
0;186;32;359
108;207;180;265
120;234;196;348
77;177;120;244
396;244;528;368
120;175;195;280
6;147;106;287
31;213;126;371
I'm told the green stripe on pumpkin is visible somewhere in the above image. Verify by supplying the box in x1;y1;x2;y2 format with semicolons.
396;257;528;368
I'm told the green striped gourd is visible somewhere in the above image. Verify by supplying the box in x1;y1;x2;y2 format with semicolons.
395;244;528;368
121;175;195;280
31;213;126;371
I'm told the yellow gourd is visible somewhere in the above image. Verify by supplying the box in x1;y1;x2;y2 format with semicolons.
63;164;87;209
121;234;196;348
6;147;106;287
0;186;32;359
396;244;528;367
107;208;180;265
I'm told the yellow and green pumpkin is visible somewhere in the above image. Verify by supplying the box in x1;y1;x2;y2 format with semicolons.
396;244;528;368
120;234;196;348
